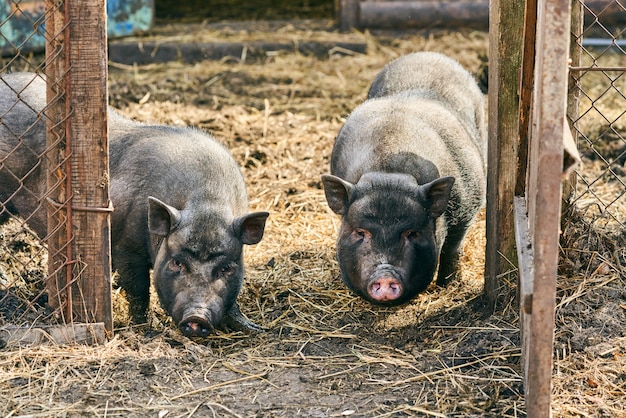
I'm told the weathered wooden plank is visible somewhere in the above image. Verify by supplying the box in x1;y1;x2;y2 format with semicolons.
514;196;533;387
514;197;533;315
0;323;107;347
524;0;572;415
514;14;543;399
66;0;112;332
484;0;525;306
44;0;71;318
45;0;113;333
359;1;489;29
516;0;538;196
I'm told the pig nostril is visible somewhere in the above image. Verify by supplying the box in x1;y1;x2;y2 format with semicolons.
368;277;403;301
179;317;213;337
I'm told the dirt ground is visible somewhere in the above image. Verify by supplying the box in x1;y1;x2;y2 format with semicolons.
1;19;625;417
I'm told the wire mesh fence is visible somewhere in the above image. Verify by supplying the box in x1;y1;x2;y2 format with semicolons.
568;0;626;233
0;1;65;329
1;0;111;338
2;0;625;340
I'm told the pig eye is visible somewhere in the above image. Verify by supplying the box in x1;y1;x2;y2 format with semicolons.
405;230;422;242
352;228;368;241
217;263;237;278
167;258;186;273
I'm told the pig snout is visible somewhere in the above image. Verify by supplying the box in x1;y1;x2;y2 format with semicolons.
368;265;404;302
179;314;214;338
174;302;224;338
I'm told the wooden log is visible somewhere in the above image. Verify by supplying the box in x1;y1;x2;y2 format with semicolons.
337;0;625;31
45;0;113;333
359;1;489;30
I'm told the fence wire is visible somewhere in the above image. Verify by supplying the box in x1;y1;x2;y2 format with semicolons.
568;0;626;233
2;0;625;333
0;0;72;329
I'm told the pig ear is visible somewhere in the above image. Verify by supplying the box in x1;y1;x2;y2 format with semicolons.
234;211;269;245
148;196;182;237
418;176;455;219
321;174;354;215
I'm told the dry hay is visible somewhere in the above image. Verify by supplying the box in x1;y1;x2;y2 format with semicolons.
555;203;626;417
0;20;624;417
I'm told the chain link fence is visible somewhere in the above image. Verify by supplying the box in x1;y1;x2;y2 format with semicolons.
1;0;112;339
0;1;65;329
568;0;626;234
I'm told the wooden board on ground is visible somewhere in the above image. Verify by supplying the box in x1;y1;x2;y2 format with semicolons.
0;323;107;347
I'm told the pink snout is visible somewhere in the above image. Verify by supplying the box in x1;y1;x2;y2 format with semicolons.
368;276;403;302
179;315;214;338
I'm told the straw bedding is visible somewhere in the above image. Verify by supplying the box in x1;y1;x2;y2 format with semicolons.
1;20;624;417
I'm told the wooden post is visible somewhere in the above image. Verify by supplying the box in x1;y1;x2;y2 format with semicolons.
44;0;70;318
338;0;359;32
520;0;572;414
563;0;584;202
516;0;538;197
485;0;525;306
45;0;112;333
515;2;538;372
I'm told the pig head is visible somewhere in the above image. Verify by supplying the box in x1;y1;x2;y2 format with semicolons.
322;172;454;305
148;197;268;337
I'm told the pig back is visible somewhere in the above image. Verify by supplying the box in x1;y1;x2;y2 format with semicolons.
0;73;47;180
0;73;48;236
367;52;486;160
109;123;248;213
331;92;486;230
108;123;249;253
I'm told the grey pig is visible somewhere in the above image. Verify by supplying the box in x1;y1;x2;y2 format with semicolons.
0;72;269;337
322;52;486;306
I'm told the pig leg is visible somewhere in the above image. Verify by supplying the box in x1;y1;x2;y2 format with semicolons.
113;256;151;323
221;301;266;333
436;223;469;286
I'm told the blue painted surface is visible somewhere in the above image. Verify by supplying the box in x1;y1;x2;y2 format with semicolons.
0;0;154;54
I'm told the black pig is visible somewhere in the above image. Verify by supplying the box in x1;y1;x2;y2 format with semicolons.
322;52;486;306
0;73;268;337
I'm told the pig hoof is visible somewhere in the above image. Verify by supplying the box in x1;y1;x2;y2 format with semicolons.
222;302;267;334
179;317;214;338
368;277;403;302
